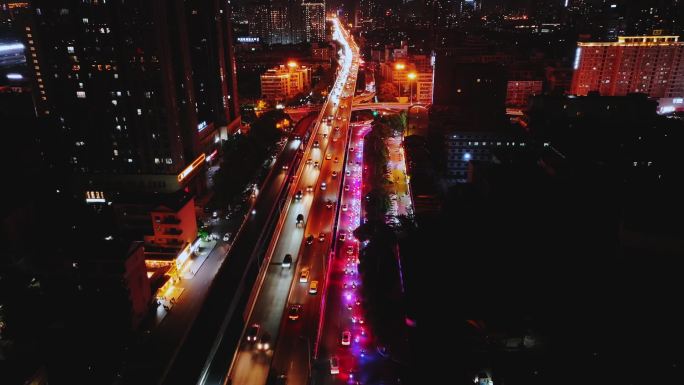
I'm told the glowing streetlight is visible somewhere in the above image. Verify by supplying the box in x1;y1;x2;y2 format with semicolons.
287;60;298;68
395;63;406;70
407;72;417;104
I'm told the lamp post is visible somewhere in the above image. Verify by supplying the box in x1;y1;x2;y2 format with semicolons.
395;63;406;101
407;72;417;105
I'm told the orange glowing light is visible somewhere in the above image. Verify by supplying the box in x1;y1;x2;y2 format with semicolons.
395;63;406;70
287;61;298;68
407;72;417;80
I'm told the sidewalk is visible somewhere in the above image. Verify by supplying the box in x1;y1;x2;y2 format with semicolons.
386;135;414;218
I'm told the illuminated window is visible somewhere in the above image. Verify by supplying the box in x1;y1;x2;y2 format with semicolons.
67;46;74;53
111;100;117;106
137;108;142;115
76;91;86;98
113;149;118;156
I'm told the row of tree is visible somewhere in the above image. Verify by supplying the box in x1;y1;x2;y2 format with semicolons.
353;113;410;351
212;110;289;208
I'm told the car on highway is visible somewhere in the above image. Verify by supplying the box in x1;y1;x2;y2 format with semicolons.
306;158;312;165
341;330;351;346
296;214;304;226
330;356;339;374
326;153;332;160
295;190;303;200
306;235;314;245
306;185;313;192
299;269;310;282
288;304;301;320
339;233;346;242
332;171;338;178
334;157;339;163
474;371;494;385
257;333;271;351
341;204;348;211
282;254;292;268
344;184;349;191
350;147;354;152
313;140;319;147
314;161;319;168
347;245;354;255
321;181;327;190
325;199;333;209
346;169;351;176
334;126;340;131
223;232;232;242
309;280;318;294
282;164;289;170
246;324;260;342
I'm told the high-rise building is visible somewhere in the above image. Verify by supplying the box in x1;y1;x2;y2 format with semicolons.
266;0;306;45
570;35;684;98
25;0;240;200
302;1;326;42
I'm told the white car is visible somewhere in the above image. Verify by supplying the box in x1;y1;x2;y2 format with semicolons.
341;330;351;346
330;356;339;374
223;233;232;242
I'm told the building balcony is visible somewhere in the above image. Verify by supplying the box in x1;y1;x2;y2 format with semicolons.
159;216;181;225
163;228;183;236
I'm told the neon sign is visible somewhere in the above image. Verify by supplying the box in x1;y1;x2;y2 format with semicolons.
177;153;206;183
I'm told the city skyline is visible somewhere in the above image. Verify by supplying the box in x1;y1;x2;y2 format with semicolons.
2;1;684;385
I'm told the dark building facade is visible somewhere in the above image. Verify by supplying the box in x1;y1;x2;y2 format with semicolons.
432;56;508;130
26;0;240;199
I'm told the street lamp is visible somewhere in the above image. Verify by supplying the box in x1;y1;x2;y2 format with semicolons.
407;72;417;105
287;60;298;68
